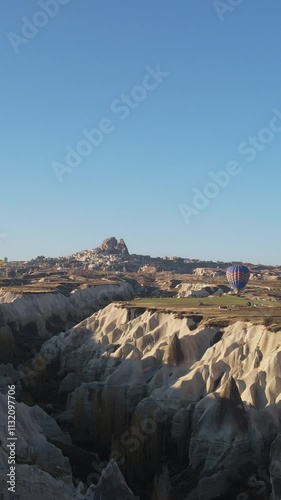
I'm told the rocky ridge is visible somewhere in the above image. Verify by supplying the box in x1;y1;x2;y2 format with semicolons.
0;282;135;365
23;237;281;277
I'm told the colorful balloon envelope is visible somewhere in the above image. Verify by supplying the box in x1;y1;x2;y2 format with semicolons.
226;265;250;293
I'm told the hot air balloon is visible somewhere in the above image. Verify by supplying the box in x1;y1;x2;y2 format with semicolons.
226;265;250;294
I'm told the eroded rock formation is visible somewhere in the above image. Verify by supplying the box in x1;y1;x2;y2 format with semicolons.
0;283;134;364
3;301;281;498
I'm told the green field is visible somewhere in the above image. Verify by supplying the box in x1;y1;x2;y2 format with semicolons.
122;294;281;331
128;296;276;308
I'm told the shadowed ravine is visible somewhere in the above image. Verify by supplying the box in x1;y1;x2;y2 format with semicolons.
0;299;280;499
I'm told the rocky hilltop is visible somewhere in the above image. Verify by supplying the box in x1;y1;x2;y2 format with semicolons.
18;237;281;280
96;237;129;256
72;237;130;263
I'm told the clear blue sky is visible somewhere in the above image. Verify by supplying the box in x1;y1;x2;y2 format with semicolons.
1;0;280;264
